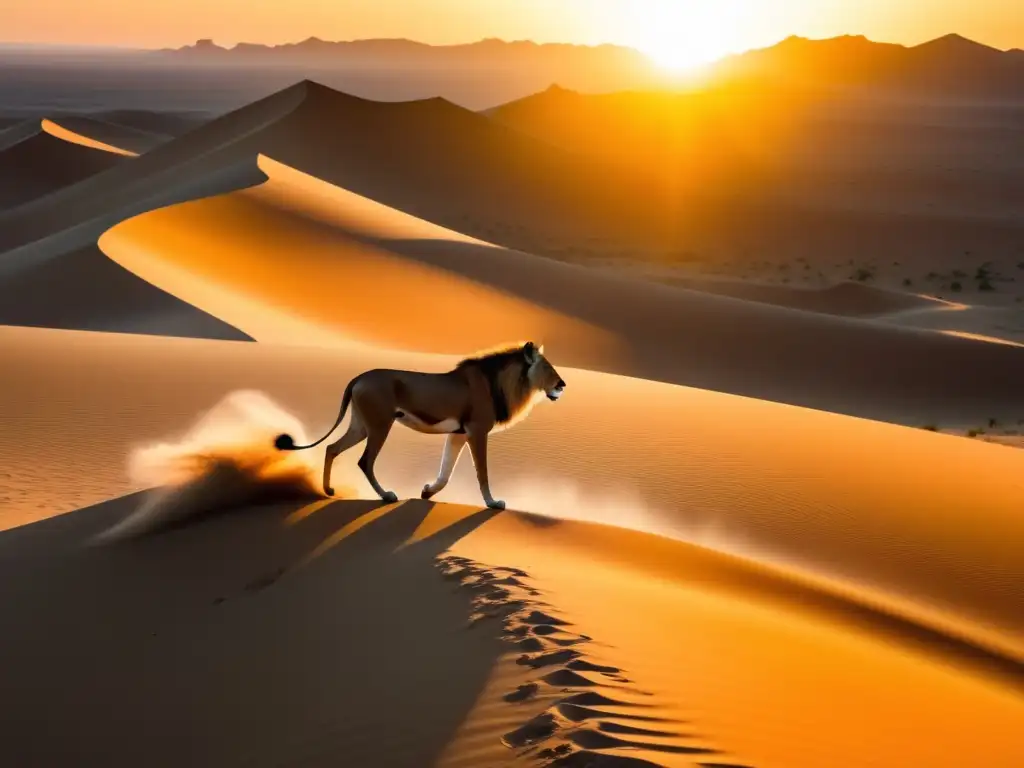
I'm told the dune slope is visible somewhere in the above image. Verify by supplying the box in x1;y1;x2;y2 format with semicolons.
0;243;250;339
0;119;127;209
101;153;1024;426
2;355;1022;768
47;115;172;155
659;276;942;317
0;494;507;768
0;81;663;257
2;325;1021;670
448;515;1024;768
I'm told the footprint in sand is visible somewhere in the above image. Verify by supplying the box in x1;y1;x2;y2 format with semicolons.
437;554;754;768
504;683;540;703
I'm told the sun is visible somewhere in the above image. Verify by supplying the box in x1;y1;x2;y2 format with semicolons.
626;0;742;72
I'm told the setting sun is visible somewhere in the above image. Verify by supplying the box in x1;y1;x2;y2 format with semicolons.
625;0;743;71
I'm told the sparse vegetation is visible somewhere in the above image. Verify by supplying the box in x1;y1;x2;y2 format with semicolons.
967;429;980;438
853;268;874;282
921;424;938;431
979;278;995;291
988;417;999;428
903;278;912;287
951;281;963;292
952;269;968;279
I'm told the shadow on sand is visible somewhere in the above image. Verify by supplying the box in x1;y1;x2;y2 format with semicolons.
0;492;504;767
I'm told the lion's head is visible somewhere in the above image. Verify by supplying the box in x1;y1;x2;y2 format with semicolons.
523;342;566;401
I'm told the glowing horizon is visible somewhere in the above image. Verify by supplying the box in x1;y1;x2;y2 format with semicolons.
3;0;1021;73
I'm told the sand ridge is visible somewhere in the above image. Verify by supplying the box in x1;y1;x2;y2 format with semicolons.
44;116;174;155
2;325;1022;671
437;554;750;767
0;118;128;209
98;151;1024;426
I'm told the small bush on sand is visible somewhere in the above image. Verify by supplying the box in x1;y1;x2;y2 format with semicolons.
951;281;963;292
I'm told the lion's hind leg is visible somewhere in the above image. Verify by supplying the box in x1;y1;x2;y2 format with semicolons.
357;418;398;504
323;419;367;497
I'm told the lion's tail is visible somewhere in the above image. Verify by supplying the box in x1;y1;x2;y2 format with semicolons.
274;379;356;452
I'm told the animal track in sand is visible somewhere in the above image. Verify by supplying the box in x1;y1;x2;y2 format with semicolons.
436;554;757;768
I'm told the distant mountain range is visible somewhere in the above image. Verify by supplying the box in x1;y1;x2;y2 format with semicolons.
157;37;656;79
160;33;1024;101
159;36;649;64
711;33;1024;99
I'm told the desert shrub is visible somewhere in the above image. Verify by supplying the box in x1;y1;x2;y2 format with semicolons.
921;424;938;431
903;278;912;287
853;268;873;282
979;278;995;291
951;281;963;292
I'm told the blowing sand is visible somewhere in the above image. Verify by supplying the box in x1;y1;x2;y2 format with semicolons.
1;79;1022;768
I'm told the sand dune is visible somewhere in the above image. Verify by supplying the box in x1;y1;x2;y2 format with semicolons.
2;77;1023;768
0;243;249;339
0;493;508;768
47;115;172;155
2;324;1022;767
650;276;941;317
0;81;671;259
0;119;265;339
3;325;1022;664
0;145;260;340
100;153;1024;426
0;118;127;208
446;520;1024;768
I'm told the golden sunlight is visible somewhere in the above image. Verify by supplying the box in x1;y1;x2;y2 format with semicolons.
626;0;743;71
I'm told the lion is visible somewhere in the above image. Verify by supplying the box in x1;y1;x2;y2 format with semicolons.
273;341;566;510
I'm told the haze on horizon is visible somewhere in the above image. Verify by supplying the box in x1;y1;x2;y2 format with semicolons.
5;0;1022;71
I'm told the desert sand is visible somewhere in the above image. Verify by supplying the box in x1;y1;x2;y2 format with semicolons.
1;78;1022;768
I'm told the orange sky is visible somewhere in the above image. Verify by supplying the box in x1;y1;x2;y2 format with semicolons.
5;0;1023;62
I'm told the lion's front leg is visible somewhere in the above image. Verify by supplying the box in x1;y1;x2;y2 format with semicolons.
421;433;467;500
467;427;504;511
